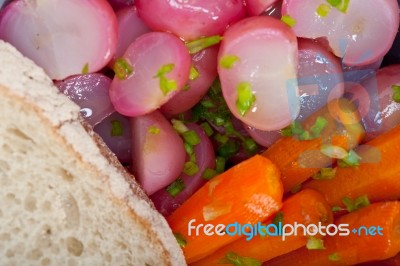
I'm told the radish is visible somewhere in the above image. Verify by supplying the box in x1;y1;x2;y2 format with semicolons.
135;0;246;41
0;0;117;80
282;0;399;66
109;32;191;117
218;16;299;131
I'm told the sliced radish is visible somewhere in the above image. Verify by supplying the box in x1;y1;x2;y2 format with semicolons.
107;0;134;10
282;0;399;66
131;110;186;196
150;123;215;216
109;32;191;117
0;0;117;80
109;6;150;66
218;16;299;131
55;73;114;126
345;65;400;141
245;0;279;16
161;46;219;115
135;0;246;41
263;0;282;18
297;38;344;121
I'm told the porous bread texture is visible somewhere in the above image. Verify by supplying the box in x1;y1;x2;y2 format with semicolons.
0;40;186;266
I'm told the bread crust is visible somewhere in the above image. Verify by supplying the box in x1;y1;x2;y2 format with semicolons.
0;40;186;265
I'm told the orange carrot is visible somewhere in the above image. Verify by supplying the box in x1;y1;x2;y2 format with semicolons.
304;124;400;207
190;189;333;266
266;202;400;266
359;252;400;266
167;155;284;263
262;98;365;193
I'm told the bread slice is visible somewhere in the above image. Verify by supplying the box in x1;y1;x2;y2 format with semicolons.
0;40;186;266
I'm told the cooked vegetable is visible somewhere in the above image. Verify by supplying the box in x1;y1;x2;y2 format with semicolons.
304;124;400;206
167;155;283;263
263;98;365;192
191;189;333;265
267;202;400;266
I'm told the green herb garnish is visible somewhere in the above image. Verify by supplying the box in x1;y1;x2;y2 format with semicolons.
219;252;261;266
220;55;240;69
186;35;223;54
392;85;400;103
147;125;160;135
182;130;201;146
183;161;200;176
310;116;328;138
155;63;177;95
174;233;187;248
281;15;296;27
113;58;134;80
306;237;325;250
342;195;370;212
316;4;331;17
328;253;341;261
338;150;361;167
81;63;89;74
166;178;185;197
272;212;284;226
110;120;123;137
189;65;199;80
236;82;256;116
312;168;337;180
202;168;218;180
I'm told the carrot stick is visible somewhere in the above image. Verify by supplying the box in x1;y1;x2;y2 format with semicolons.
266;202;400;266
167;155;284;263
190;189;333;266
262;98;365;193
304;124;400;206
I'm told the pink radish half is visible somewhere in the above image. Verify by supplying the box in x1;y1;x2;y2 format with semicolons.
135;0;246;41
109;32;191;117
218;16;299;131
131;110;186;196
0;0;117;80
282;0;399;66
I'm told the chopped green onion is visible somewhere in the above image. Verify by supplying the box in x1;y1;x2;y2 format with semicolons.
310;116;328;138
272;212;284;226
243;138;258;154
189;65;199;80
342;195;370;212
220;252;261;266
159;75;178;95
200;99;215;108
113;58;134;80
332;206;343;212
220;55;240;69
166;178;185;197
200;122;214;137
214;133;229;144
312;168;337;180
156;63;175;77
299;130;312;141
392;85;400;103
316;4;331;17
183;84;190;91
306;237;325;250
338;150;361;167
328;253;341;261
202;168;218;180
320;144;348;159
147;125;160;135
290;183;302;194
172;119;189;134
184;143;194;155
217;139;239;159
174;233;187;248
215;156;226;173
236;82;256;116
281;15;296;27
81;63;89;74
186;35;223;54
214;116;226;126
183;161;199;176
326;0;350;13
182;130;201;145
110;120;123;137
281;126;293;137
